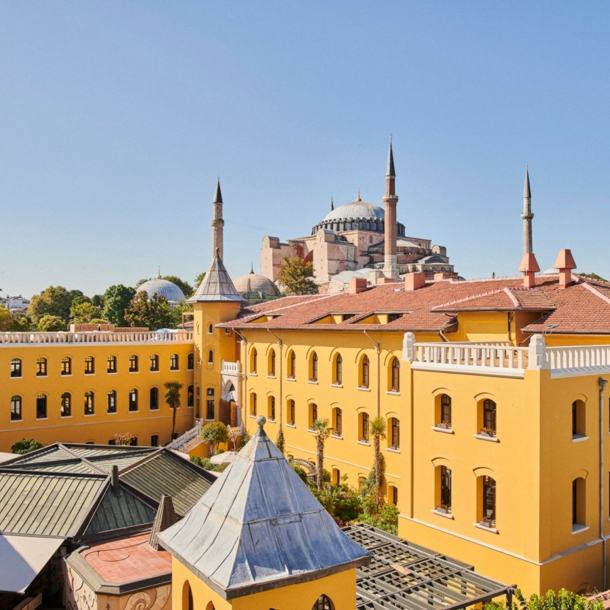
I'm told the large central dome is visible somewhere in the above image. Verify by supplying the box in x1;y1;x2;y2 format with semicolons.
323;199;385;222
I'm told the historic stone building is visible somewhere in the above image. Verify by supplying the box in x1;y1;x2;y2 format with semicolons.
260;140;456;288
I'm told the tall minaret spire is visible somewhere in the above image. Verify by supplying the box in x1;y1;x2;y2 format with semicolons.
521;164;533;254
212;178;224;261
329;197;334;212
382;136;399;280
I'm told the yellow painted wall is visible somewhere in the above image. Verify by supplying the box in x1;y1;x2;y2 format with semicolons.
0;341;197;451
172;556;357;610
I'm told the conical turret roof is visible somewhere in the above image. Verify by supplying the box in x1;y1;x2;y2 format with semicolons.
188;251;246;303
158;418;369;600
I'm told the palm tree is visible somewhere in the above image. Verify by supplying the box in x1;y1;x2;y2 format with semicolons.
312;418;332;491
164;381;184;440
370;416;387;508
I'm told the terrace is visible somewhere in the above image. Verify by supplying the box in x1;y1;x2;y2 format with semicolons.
0;330;193;345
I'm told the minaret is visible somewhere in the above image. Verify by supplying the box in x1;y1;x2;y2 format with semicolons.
518;165;540;288
521;165;533;254
383;137;399;280
211;178;224;261
329;197;334;212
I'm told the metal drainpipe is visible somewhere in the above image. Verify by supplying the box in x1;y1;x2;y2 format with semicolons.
363;331;380;416
233;329;247;433
599;376;608;589
267;329;283;431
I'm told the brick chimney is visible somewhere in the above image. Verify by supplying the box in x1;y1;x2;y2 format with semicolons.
554;249;577;289
518;253;540;288
348;277;368;294
405;272;426;291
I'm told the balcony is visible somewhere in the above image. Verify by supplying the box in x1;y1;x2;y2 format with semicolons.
0;330;193;345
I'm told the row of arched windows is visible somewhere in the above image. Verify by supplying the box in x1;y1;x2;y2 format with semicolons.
9;353;193;378
249;348;401;392
8;385;195;421
433;394;497;438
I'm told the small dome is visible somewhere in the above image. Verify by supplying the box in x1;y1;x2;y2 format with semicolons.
233;272;280;296
137;278;186;303
323;199;385;223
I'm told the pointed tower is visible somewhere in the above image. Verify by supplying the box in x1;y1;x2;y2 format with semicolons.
518;166;540;288
159;417;369;608
212;179;225;261
383;137;400;280
329;197;334;212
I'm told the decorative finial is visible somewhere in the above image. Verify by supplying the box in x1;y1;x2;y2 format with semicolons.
256;415;266;429
356;188;361;201
250;262;254;274
156;266;162;280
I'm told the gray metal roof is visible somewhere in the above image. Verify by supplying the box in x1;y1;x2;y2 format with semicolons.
158;421;370;600
188;253;246;303
121;450;216;516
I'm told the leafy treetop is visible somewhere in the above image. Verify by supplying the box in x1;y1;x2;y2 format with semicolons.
29;286;84;323
278;256;318;295
103;285;136;327
12;438;43;454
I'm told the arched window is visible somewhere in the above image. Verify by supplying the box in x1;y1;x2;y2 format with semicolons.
269;350;276;377
389;485;398;505
11;395;22;421
150;354;159;372
208;324;213;334
129;389;138;411
187;353;194;370
332;407;342;436
251;348;258;374
129;355;139;372
61;356;71;375
360;412;370;442
171;354;180;370
36;394;47;419
389;417;400;450
309;403;318;429
85;356;95;375
332;468;341;485
481;399;497;437
573;477;586;530
10;358;22;378
361;355;370;389
435;466;452;513
206;388;215;420
572;400;586;438
287;399;296;425
84;391;95;415
334;354;343;385
250;392;257;416
61;393;71;417
268;396;276;421
207;350;214;365
150;387;159;410
182;580;194;610
187;385;194;407
288;350;296;379
437;394;452;429
107;355;117;373
310;352;318;382
312;595;333;610
36;357;47;377
478;476;496;527
107;390;117;413
196;387;200;418
390;357;400;392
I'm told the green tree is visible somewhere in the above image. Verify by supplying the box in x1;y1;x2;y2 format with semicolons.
171;300;194;328
103;285;136;327
278;257;318;295
163;275;193;298
200;421;229;456
70;301;104;323
580;273;607;282
91;294;105;308
11;314;32;332
37;314;67;332
312;418;332;491
164;381;184;440
11;438;43;454
194;271;206;287
276;429;285;454
484;589;603;610
29;286;83;323
0;308;12;331
370;416;387;508
125;292;174;330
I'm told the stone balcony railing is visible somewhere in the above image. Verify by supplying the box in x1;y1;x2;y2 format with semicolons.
170;419;203;453
0;330;194;345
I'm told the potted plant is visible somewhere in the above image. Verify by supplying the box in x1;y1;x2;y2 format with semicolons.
437;420;451;430
479;427;495;438
436;503;450;514
479;515;495;528
309;377;317;383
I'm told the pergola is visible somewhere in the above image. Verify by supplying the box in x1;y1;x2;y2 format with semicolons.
343;524;514;610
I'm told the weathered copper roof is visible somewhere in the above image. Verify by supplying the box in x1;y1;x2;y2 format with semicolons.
158;420;370;600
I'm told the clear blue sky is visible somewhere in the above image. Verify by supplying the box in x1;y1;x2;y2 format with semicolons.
2;2;609;298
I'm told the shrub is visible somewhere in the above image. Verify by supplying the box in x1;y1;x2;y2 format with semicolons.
200;421;228;455
12;438;43;454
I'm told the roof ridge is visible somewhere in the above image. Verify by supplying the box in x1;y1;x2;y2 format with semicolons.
242;294;333;319
431;288;507;310
503;287;521;308
582;282;610;307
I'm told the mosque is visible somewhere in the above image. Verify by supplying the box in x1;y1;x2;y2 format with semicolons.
260;139;456;291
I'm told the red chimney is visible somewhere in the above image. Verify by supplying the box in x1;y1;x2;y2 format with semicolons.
518;253;540;288
405;272;426;291
348;277;368;294
554;249;577;289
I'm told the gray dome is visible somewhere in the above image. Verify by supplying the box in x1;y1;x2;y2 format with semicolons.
137;278;186;303
323;200;385;222
233;272;280;296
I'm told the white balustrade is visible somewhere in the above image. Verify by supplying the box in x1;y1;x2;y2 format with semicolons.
170;419;203;452
546;344;610;377
0;330;193;345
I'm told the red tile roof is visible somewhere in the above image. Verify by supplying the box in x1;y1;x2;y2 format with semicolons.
220;274;610;335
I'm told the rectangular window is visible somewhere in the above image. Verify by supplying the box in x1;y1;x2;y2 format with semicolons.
107;391;116;414
390;418;400;449
129;355;138;372
206;399;215;420
151;435;159;447
129;390;138;412
108;439;116;445
170;354;179;371
84;392;95;415
85;357;95;375
483;476;496;525
150;388;159;410
440;466;452;510
10;396;22;421
188;353;194;370
150;355;159;372
10;359;22;378
107;356;117;374
36;358;47;377
130;437;138;446
61;357;72;375
36;395;47;419
288;400;295;425
61;393;71;418
187;385;194;407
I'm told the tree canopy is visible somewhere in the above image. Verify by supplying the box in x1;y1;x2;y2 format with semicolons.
125;291;175;330
277;256;318;295
70;300;105;324
37;314;68;332
12;438;43;454
580;272;608;282
29;286;84;323
200;421;228;455
194;271;206;287
103;284;136;327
